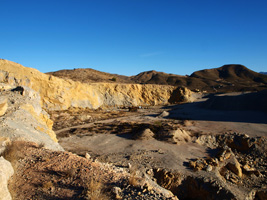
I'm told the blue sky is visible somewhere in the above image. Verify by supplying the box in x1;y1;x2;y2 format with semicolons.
0;0;267;75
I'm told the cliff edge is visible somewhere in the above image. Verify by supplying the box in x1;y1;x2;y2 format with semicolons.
0;59;195;111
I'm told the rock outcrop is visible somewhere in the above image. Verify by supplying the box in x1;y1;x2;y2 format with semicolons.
0;59;195;111
0;97;7;116
0;157;14;200
0;85;63;151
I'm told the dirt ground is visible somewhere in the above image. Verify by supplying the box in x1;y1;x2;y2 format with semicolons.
51;97;267;170
5;93;267;199
47;93;267;199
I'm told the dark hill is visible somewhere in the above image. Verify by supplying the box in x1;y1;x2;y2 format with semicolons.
189;65;267;92
47;65;267;93
191;64;267;82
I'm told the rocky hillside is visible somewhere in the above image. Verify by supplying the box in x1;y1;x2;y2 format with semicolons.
0;59;183;200
47;68;134;84
49;64;267;93
0;59;195;111
0;59;266;200
133;65;267;92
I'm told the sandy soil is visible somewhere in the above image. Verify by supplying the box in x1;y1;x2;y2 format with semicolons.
55;95;267;171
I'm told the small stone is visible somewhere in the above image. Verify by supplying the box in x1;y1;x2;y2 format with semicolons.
189;160;196;169
112;187;122;199
229;177;239;184
85;152;91;160
206;165;213;172
146;169;153;175
158;111;169;118
226;157;242;177
157;149;164;154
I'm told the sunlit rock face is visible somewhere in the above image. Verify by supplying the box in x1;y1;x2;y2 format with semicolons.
0;59;194;111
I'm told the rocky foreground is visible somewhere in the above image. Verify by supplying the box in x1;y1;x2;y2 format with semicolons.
0;59;267;200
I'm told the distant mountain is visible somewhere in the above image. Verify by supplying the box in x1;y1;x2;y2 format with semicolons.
260;72;267;75
191;65;266;81
48;64;267;93
130;65;267;92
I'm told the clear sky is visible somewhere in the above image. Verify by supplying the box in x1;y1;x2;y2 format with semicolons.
1;0;267;76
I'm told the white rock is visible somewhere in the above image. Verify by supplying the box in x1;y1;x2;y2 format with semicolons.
158;111;169;118
85;152;91;160
0;157;14;200
0;97;7;117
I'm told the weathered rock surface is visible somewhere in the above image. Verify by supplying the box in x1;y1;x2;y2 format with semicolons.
0;97;7;116
0;137;10;155
0;157;14;200
0;86;63;151
226;156;243;178
0;59;195;111
158;111;169;118
159;128;191;144
136;128;155;140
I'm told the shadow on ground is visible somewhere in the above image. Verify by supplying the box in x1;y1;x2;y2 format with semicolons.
166;91;267;124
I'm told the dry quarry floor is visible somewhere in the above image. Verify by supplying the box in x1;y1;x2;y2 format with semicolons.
53;102;267;171
48;95;267;199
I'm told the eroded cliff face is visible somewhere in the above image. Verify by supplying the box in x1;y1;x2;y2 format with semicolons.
0;85;62;150
0;59;194;111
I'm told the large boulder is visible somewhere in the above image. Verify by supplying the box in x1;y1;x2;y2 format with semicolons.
168;87;194;104
0;157;14;200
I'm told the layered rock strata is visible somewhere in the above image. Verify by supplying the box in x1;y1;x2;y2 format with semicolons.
0;59;194;111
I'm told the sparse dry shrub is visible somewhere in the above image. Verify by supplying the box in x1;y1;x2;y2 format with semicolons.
2;141;27;168
110;77;117;82
128;165;139;187
42;181;54;191
154;121;162;127
65;167;77;179
84;178;109;200
38;142;45;148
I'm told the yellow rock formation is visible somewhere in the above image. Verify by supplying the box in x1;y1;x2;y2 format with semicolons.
20;104;57;142
0;98;7;116
0;59;193;111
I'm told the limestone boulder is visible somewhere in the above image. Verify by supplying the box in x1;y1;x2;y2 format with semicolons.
226;156;242;178
0;157;14;200
158;111;169;118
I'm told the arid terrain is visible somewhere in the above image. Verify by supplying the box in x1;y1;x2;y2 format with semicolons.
48;64;267;93
49;91;267;200
0;59;267;200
